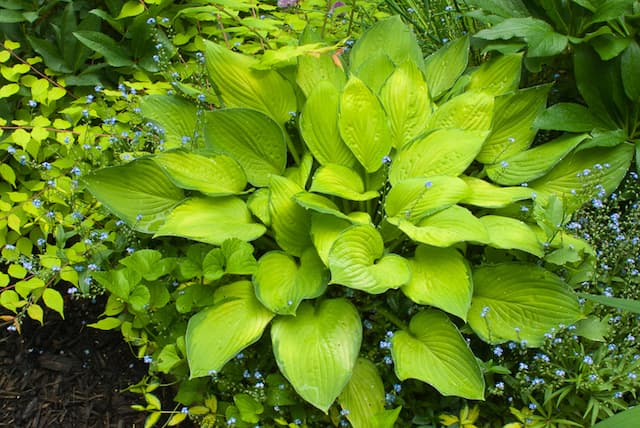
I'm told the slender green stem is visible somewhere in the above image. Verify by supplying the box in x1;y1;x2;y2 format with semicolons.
376;306;408;330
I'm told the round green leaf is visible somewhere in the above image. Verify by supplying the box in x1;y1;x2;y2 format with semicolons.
271;299;362;412
391;310;484;400
153;150;247;196
403;246;472;321
469;263;583;346
155;197;266;245
254;248;328;315
338;358;387;428
186;281;274;378
328;224;410;294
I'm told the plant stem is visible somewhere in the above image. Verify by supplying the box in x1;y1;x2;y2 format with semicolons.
376;306;408;330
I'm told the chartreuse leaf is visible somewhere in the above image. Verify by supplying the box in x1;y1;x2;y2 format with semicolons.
119;249;176;281
380;60;432;148
285;152;313;189
476;85;551;163
530;144;634;211
339;358;391;428
403;246;472;321
390;129;487;185
155;197;266;245
349;16;424;72
310;214;356;266
42;289;64;319
300;82;356;167
296;27;346;97
203;39;296;124
247;188;271;226
390;205;489;247
468;263;582;346
83;159;184;233
204;108;286;187
293;192;352;222
310;164;378;201
272;299;361;412
269;175;312;257
593;406;640;428
459;176;533;208
424;35;469;99
187;281;274;378
467;53;523;95
254;248;328;315
385;176;469;223
428;91;494;131
328;224;410;294
480;216;544;257
339;76;392;173
139;95;197;149
221;239;258;275
391;310;484;399
486;133;587;185
152;150;247;196
353;54;396;94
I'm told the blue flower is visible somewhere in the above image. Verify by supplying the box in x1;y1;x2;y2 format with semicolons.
28;99;38;107
147;17;156;25
583;355;593;365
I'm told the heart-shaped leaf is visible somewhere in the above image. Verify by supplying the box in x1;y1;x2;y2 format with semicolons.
480;216;544;257
459;176;534;208
380;60;432;148
468;263;582;346
269;175;312;257
486;133;587;185
153;150;247;196
390;129;487;185
186;281;274;378
310;164;379;201
328;224;410;294
271;299;362;412
385;176;469;223
155;197;266;245
391;310;484;400
203;39;296;124
254;248;328;315
139;95;197;149
339;76;392;173
389;205;489;247
310;213;356;266
338;358;388;428
403;246;473;321
204;108;287;187
82;159;184;233
428;91;494;131
300;81;357;167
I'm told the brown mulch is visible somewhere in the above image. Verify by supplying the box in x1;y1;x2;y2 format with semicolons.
0;297;154;428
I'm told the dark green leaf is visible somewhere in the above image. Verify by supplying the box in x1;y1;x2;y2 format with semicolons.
73;31;134;67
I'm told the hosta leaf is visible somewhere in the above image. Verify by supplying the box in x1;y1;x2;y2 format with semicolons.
391;310;484;399
530;144;634;211
310;164;378;201
390;205;489;247
469;264;582;346
269;175;312;257
139;95;197;149
621;40;640;102
254;248;328;315
459;176;533;208
476;85;551;163
349;16;424;72
480;215;543;257
338;358;387;428
380;60;432;148
310;214;355;267
284;152;314;189
296;27;346;97
204;108;286;187
203;39;296;124
83;159;184;233
293;192;352;222
467;53;523;95
385;176;469;223
155;197;266;245
328;224;410;294
271;299;362;412
534;102;605;132
424;36;469;99
339;76;392;173
353;54;396;94
403;246;473;321
300;81;357;167
486;134;587;186
186;281;274;378
390;129;487;185
153;150;247;196
247;188;271;226
428;91;494;131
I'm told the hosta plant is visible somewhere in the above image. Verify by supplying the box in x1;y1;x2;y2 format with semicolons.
82;16;633;425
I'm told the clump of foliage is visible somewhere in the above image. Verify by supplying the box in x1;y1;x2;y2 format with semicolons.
76;12;640;425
